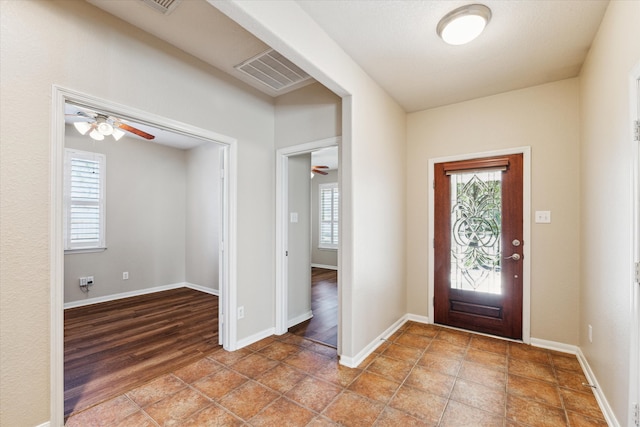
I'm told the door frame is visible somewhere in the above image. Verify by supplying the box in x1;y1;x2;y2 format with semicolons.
50;86;238;426
629;60;640;427
275;137;341;347
428;146;531;343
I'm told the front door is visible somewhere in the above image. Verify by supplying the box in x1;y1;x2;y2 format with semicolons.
434;154;523;339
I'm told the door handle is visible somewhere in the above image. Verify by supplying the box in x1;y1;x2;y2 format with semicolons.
504;253;521;261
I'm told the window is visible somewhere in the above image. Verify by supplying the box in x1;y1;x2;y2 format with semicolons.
319;182;338;249
64;149;106;252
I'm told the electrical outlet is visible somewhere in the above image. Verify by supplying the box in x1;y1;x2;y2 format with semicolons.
237;306;245;319
79;277;87;287
588;324;593;343
87;276;94;286
123;272;129;280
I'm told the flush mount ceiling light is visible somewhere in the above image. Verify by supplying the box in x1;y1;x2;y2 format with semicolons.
437;4;492;45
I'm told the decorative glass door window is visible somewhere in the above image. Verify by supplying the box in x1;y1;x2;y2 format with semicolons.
449;170;502;294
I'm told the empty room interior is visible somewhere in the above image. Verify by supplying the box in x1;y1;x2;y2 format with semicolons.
1;1;639;427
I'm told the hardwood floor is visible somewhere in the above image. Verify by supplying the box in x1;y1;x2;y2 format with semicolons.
64;287;220;417
289;267;338;348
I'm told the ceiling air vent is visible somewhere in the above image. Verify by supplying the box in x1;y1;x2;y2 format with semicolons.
235;49;311;92
140;0;181;15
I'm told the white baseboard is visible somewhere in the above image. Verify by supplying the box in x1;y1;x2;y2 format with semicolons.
185;282;219;296
406;313;430;324
236;327;276;350
64;282;219;309
340;314;409;368
34;422;50;427
576;348;621;427
528;338;618;426
530;337;578;354
63;282;186;309
311;263;338;271
288;310;313;328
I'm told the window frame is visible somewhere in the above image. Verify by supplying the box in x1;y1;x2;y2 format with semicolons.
318;182;338;250
63;148;106;253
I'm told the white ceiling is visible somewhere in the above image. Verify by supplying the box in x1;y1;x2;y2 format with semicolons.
296;0;609;112
87;0;609;114
312;146;339;171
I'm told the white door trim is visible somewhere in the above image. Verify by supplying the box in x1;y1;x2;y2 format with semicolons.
629;60;640;427
428;146;532;343
275;137;341;337
50;86;238;426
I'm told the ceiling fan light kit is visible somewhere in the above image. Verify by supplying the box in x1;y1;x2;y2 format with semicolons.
437;4;491;45
68;106;154;141
73;121;92;136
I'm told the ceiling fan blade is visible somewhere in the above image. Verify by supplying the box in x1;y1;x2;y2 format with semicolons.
312;169;329;175
116;123;155;140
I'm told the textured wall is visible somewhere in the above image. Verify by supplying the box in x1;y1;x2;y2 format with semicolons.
64;129;187;303
579;1;640;423
407;79;581;345
186;143;221;291
0;1;275;425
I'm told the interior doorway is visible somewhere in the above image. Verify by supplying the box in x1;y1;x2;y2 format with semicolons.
275;137;341;351
50;86;238;426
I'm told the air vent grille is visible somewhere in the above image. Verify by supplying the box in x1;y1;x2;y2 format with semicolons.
235;49;311;91
140;0;181;15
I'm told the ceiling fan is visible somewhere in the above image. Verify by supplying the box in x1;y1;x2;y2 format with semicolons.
66;110;155;141
311;165;329;175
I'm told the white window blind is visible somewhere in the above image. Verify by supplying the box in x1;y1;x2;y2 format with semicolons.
319;182;338;249
64;149;106;251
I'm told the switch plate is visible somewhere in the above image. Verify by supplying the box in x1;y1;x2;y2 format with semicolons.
588;324;593;343
535;211;551;223
290;212;298;223
123;272;129;280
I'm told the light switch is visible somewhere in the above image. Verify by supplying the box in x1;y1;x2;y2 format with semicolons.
535;211;551;223
290;212;298;223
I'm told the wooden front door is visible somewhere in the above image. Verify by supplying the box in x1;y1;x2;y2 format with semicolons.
434;154;523;339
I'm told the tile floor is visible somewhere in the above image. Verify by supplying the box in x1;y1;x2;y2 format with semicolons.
65;322;607;426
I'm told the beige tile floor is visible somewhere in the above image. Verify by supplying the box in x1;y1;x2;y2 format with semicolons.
65;322;607;426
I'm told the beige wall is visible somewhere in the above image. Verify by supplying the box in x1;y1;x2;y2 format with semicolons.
65;131;221;304
407;78;581;345
579;1;640;423
64;128;188;303
287;154;312;323
0;1;276;425
186;143;221;291
275;82;342;148
217;0;407;360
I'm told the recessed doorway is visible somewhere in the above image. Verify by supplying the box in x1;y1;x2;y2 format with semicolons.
275;137;341;351
50;86;238;426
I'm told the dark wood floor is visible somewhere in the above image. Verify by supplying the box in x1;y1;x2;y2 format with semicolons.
289;267;338;348
64;287;220;417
